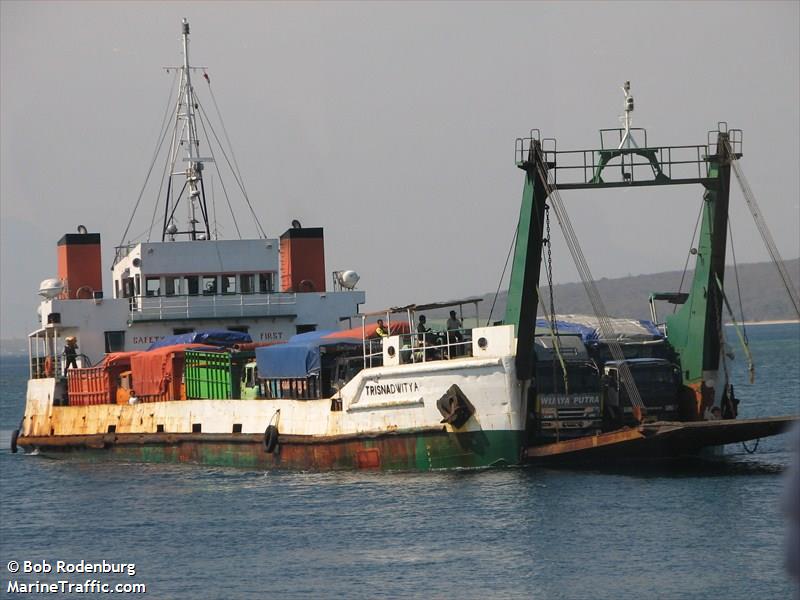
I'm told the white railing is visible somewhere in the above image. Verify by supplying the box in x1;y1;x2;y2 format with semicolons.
129;293;297;321
394;330;473;365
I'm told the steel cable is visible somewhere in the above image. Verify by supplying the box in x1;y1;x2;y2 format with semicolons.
726;141;800;318
115;70;178;257
533;147;644;409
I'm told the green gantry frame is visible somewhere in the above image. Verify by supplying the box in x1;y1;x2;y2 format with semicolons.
504;125;741;402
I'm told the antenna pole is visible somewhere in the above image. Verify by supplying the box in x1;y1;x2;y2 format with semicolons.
162;19;211;241
618;81;638;150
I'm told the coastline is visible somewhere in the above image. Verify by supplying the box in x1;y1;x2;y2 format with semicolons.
731;319;800;326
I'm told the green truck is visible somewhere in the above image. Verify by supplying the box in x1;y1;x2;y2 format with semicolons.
184;350;260;400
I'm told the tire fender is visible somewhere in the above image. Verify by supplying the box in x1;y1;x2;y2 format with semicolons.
263;424;279;454
10;429;19;454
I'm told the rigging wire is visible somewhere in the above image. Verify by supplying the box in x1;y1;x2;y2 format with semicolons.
727;140;800;318
533;147;645;410
543;205;568;395
538;289;570;396
115;70;179;258
727;219;749;344
196;97;265;238
147;118;182;242
203;76;267;238
157;86;191;241
673;201;704;314
486;221;518;327
715;274;755;384
194;102;243;238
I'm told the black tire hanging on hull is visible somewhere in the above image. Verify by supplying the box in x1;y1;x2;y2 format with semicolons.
263;425;279;454
437;384;476;429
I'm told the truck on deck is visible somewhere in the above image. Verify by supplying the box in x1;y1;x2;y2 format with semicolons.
532;334;603;442
602;358;681;425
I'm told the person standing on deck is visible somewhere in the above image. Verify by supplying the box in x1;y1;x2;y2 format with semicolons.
446;310;464;355
376;319;389;338
417;315;430;341
63;337;78;372
446;311;463;341
446;310;462;332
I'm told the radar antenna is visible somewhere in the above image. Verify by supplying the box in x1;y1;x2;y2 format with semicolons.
618;81;639;150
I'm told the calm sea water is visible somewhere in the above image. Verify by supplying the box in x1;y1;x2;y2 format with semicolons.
1;323;798;599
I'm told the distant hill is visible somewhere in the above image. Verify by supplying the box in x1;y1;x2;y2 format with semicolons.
474;258;800;324
2;259;797;356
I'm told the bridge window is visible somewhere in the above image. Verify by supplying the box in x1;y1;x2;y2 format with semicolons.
165;276;183;296
221;275;236;294
202;275;217;295
145;277;160;297
104;331;125;353
259;273;274;293
186;275;199;296
240;273;255;294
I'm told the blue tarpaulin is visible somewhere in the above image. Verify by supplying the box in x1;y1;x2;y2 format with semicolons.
534;317;663;343
255;330;361;379
147;330;252;351
535;319;595;339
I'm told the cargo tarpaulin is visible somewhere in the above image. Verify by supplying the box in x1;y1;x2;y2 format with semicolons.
147;330;252;350
534;315;663;343
256;330;361;379
102;351;142;368
327;322;410;340
67;351;143;406
131;343;216;397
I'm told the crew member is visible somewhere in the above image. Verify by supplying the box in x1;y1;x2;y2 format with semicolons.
446;310;462;332
376;319;389;337
417;315;430;341
63;337;78;372
446;310;463;338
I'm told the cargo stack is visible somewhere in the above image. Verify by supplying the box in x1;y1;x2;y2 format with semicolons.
67;352;139;406
184;349;254;399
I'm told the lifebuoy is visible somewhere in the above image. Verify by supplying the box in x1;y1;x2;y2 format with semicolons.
43;356;54;378
10;429;19;454
75;285;94;299
298;279;316;293
263;424;279;453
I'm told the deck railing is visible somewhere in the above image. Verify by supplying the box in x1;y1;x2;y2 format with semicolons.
129;293;297;321
394;329;473;364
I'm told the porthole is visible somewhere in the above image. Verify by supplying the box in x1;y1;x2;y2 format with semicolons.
388;346;396;357
477;337;488;349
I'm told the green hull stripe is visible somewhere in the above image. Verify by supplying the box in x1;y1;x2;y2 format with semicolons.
23;430;524;472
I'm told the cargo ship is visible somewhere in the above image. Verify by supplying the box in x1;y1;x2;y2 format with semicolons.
12;22;798;470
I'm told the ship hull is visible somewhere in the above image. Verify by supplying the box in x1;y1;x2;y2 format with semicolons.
17;429;524;471
17;346;528;471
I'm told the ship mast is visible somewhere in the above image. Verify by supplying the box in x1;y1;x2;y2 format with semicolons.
162;18;211;241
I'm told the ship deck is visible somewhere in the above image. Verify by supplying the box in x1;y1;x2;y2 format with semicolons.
524;415;799;463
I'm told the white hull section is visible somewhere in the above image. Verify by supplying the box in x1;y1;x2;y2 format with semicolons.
22;355;525;440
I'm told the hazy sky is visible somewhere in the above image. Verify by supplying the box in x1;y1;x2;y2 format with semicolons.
2;1;798;338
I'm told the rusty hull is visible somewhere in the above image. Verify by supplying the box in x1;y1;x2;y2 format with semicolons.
16;427;525;471
524;415;799;463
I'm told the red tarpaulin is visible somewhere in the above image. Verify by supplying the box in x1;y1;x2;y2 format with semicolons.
130;343;216;399
328;322;410;340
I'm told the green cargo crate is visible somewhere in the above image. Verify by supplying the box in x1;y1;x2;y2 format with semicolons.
185;350;244;399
